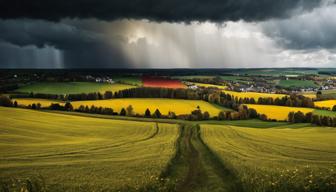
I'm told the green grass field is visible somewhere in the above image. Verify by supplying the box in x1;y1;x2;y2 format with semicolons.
201;124;336;191
313;109;336;117
277;80;318;88
15;82;135;94
113;76;143;86
0;107;178;191
320;90;336;99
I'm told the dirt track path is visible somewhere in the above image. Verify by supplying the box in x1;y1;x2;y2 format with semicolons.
168;124;243;192
176;125;205;192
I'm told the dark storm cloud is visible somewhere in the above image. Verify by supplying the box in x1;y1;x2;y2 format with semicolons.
62;42;130;68
0;0;323;22
0;19;131;68
0;19;114;49
0;0;335;68
262;3;336;50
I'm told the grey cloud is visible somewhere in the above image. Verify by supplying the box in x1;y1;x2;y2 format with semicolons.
1;17;336;69
0;19;132;68
262;4;336;50
0;19;112;49
0;42;64;68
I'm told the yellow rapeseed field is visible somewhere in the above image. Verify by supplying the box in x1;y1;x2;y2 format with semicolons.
300;92;317;99
13;98;63;107
222;90;286;100
72;98;228;117
314;100;336;110
245;104;313;121
12;98;230;117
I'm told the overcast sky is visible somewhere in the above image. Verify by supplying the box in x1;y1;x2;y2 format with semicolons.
0;0;336;68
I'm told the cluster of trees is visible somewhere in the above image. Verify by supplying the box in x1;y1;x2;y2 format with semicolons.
48;102;74;111
0;96;13;107
257;95;314;108
288;111;336;127
217;106;262;121
144;108;166;119
20;102;74;111
173;106;210;121
13;87;206;101
219;93;315;108
75;105;116;115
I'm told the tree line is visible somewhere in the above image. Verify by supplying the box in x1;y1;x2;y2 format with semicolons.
288;111;336;127
183;76;224;85
219;93;315;108
11;87;204;101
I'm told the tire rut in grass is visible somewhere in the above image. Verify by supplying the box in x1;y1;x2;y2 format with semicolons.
195;125;243;192
156;124;243;192
176;124;207;192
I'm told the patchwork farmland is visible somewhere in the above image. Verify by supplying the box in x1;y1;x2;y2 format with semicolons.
1;107;335;191
2;68;336;191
